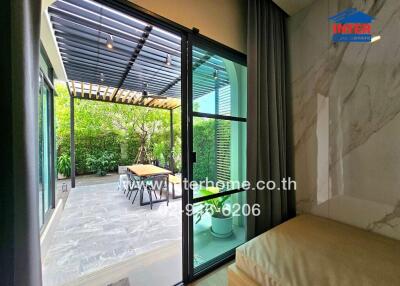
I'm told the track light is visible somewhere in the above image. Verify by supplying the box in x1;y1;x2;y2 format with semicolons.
142;83;148;96
100;73;105;82
106;34;114;49
213;69;218;79
165;54;172;66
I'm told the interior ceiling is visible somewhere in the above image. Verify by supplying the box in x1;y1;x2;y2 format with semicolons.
272;0;316;15
48;0;230;101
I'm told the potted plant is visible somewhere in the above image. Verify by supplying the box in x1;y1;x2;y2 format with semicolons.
195;187;233;238
57;154;71;179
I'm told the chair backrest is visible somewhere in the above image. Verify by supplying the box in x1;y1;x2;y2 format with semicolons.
148;174;168;190
127;172;141;189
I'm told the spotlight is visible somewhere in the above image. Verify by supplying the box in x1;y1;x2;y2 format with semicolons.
106;34;114;49
213;70;218;79
100;73;105;82
165;54;172;66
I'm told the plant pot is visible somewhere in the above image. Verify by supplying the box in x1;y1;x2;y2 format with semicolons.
211;215;233;238
58;173;67;180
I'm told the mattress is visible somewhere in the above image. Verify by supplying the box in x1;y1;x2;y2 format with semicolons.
235;214;400;286
228;263;259;286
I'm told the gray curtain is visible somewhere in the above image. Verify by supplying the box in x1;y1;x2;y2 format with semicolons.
247;0;295;238
0;0;42;285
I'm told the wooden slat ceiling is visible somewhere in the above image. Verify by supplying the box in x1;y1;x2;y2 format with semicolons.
69;80;181;110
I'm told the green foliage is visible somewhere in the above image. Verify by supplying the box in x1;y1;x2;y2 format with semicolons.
54;80;212;178
195;187;231;223
193;119;216;182
86;151;117;176
57;153;71;177
54;81;182;175
152;141;167;166
173;136;182;172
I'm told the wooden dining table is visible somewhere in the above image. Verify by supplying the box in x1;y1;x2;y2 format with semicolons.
128;164;172;177
127;164;172;206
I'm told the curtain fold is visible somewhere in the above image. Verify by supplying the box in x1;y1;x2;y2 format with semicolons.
247;0;295;238
1;0;42;285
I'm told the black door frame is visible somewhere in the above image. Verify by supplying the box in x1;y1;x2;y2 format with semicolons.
186;34;247;282
90;0;246;284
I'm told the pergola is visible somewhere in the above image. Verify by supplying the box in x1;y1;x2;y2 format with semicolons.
68;80;181;109
48;0;232;187
48;0;182;187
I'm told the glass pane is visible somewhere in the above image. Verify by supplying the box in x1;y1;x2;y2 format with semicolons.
40;51;53;81
38;80;53;228
193;191;247;268
192;117;246;199
192;47;247;118
191;43;248;275
43;85;52;214
38;81;44;227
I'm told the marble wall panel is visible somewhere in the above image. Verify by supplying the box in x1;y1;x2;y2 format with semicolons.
288;0;400;239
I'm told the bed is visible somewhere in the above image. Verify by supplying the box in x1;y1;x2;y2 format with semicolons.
228;214;400;286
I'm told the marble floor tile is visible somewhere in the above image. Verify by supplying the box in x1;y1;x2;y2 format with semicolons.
42;181;182;286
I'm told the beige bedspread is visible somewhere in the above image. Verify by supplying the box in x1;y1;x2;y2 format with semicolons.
236;214;400;286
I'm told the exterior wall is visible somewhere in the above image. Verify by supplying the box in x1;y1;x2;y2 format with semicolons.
130;0;247;54
41;0;67;80
288;0;400;239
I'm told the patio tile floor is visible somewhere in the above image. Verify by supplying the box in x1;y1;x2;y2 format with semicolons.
42;180;182;286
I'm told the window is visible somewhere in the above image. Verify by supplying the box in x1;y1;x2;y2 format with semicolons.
191;45;247;271
38;46;55;228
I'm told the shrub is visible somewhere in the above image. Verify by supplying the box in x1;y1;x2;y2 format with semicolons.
86;151;117;176
75;134;121;174
57;153;71;177
54;82;181;175
57;133;126;175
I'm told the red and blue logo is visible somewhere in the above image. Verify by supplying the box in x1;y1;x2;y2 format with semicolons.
329;8;374;42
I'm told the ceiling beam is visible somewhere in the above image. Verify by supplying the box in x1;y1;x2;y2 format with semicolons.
158;53;211;96
112;25;152;102
74;91;179;110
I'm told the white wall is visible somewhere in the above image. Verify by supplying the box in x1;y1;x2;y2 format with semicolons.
130;0;247;54
40;0;66;80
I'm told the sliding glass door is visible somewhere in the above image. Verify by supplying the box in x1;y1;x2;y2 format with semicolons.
38;46;55;229
39;75;53;227
186;37;247;278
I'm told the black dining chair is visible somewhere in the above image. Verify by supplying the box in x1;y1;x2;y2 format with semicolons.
126;173;141;201
146;174;169;208
128;174;162;208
